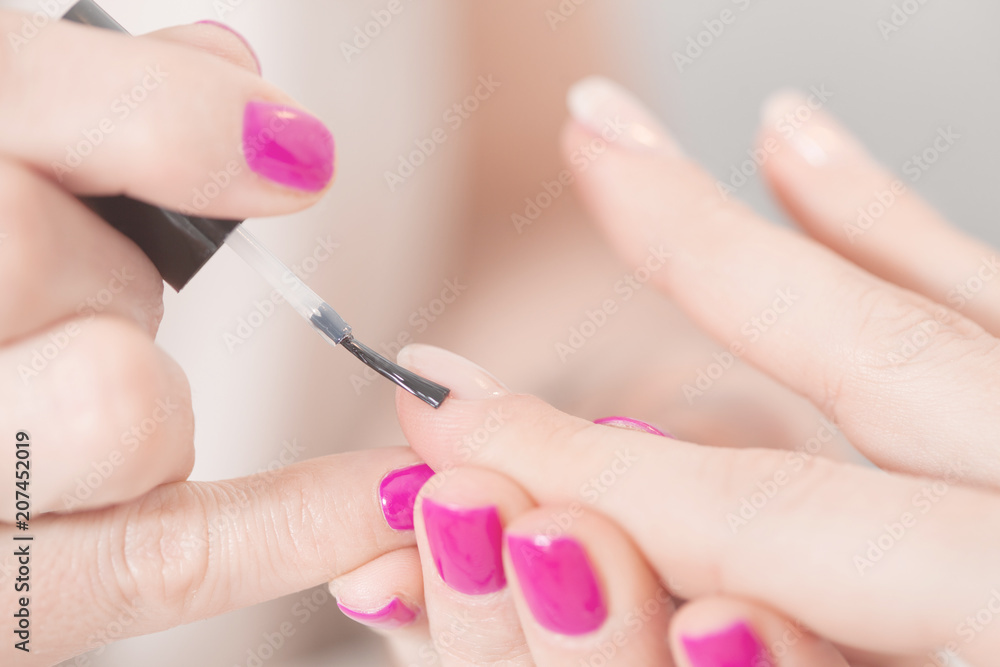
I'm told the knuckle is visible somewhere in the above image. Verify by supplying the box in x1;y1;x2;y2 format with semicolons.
61;318;189;454
113;484;214;622
816;278;997;420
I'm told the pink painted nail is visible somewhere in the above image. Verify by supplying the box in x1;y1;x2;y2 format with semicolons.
682;621;773;667
196;20;262;74
242;101;335;192
422;499;505;595
594;416;672;438
337;597;418;630
380;463;434;531
506;534;607;636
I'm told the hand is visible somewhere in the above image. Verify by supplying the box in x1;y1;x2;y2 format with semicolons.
388;78;999;664
0;16;405;664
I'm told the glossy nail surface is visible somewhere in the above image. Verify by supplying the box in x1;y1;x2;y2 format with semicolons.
196;20;262;74
761;89;858;167
380;463;434;530
337;597;418;629
422;499;505;595
507;534;607;636
682;621;773;667
243;101;334;192
594;416;672;438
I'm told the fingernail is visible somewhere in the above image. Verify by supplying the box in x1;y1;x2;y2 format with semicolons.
379;463;434;531
243;101;335;192
761;89;856;167
567;76;677;154
196;20;262;74
337;597;419;630
594;416;673;438
506;534;607;636
682;621;773;667
422;499;505;595
397;345;509;400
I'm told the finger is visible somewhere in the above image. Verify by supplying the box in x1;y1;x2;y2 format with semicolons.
2;447;423;665
331;547;431;663
142;21;262;75
560;77;1000;487
395;345;1000;663
1;12;334;216
669;596;848;666
760;92;1000;336
505;505;674;666
0;158;164;344
0;315;193;517
414;467;533;666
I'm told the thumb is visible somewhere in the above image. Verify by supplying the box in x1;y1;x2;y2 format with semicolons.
396;344;1000;663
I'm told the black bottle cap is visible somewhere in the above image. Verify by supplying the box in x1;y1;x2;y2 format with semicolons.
64;1;241;290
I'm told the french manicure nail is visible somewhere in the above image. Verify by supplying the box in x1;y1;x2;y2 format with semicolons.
337;597;419;629
243;101;335;192
196;20;262;74
397;345;510;400
681;621;773;667
422;499;505;595
507;534;607;636
761;89;856;167
594;416;673;438
567;76;676;153
380;463;435;531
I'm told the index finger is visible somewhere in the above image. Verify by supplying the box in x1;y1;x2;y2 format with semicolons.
0;12;334;217
561;77;1000;487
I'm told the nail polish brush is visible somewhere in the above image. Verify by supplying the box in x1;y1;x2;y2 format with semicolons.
61;0;450;408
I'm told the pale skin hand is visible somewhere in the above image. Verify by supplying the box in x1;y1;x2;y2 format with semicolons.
0;17;431;665
331;78;1000;665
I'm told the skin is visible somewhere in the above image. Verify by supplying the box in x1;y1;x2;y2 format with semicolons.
337;81;1000;665
4;9;996;667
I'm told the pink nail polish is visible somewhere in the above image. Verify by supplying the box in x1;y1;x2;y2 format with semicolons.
196;20;262;74
506;534;607;636
594;416;672;438
243;101;335;192
422;499;505;595
337;597;418;629
380;464;434;531
682;621;773;667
